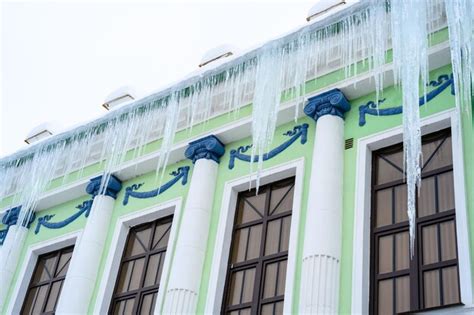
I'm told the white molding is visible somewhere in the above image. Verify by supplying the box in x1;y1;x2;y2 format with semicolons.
92;198;183;315
351;108;473;314
205;158;305;314
6;231;81;315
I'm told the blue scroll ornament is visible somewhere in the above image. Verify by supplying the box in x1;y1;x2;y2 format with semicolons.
359;73;455;126
229;123;308;170
122;166;190;206
34;199;93;234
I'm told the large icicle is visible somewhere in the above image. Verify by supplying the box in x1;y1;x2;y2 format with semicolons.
445;0;474;118
390;0;429;256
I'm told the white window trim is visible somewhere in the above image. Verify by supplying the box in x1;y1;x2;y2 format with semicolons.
351;108;473;314
6;230;81;314
92;197;183;315
205;158;305;314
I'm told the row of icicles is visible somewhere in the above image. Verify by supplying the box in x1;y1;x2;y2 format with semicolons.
0;0;472;260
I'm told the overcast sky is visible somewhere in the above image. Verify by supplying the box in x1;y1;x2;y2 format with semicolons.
1;0;315;156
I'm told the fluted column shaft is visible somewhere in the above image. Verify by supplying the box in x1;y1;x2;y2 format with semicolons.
161;135;224;314
300;89;350;314
56;175;122;314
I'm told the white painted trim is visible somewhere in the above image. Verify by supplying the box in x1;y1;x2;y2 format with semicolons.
92;198;183;315
351;108;473;314
6;231;81;315
205;158;305;314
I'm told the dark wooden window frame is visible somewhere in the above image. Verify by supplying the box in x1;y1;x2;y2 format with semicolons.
221;177;295;315
109;215;173;315
369;129;462;314
21;246;74;315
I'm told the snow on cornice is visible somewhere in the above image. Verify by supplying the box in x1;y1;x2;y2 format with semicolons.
0;0;370;166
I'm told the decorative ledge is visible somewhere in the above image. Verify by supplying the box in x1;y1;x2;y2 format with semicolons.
229;124;308;170
304;88;351;122
185;135;225;164
358;73;455;126
123;166;190;206
34;199;93;234
85;174;123;199
0;206;36;244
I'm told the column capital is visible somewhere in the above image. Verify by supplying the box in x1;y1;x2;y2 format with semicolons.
86;174;122;199
304;88;350;122
0;206;35;245
185;135;225;164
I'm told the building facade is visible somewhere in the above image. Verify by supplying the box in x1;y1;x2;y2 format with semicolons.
1;4;473;315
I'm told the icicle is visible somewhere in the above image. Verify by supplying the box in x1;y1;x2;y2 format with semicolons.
390;0;430;257
445;0;474;117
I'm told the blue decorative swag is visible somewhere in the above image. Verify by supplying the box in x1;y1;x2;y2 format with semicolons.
123;166;190;205
358;73;455;126
35;199;93;234
0;206;35;245
229;124;308;170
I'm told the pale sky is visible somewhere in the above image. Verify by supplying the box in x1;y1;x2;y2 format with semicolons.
1;0;315;157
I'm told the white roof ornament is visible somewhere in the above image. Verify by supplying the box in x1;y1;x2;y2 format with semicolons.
307;0;357;22
25;122;60;144
102;86;137;110
199;44;237;68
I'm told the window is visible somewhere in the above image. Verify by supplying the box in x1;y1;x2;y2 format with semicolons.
370;129;461;314
222;178;295;315
21;246;74;315
110;216;172;315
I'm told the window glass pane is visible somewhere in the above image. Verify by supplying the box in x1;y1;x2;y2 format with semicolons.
378;279;393;315
376;151;404;185
438;172;455;212
422;224;439;265
113;298;135;315
423;136;452;173
275;301;284;314
270;185;293;215
231;228;248;263
419;177;436;217
246;225;262;261
440;220;457;261
139;292;157;315
241;268;256;304
228;270;243;306
395;276;410;313
31;285;48;315
152;221;171;250
125;227;152;257
144;253;162;287
424;270;441;308
376;189;392;227
32;255;56;283
261;303;274;315
55;250;73;277
236;194;265;224
265;219;281;256
263;262;278;299
280;216;291;252
394;185;408;223
442;266;460;305
395;232;409;271
44;280;63;312
22;287;38;315
116;258;145;293
378;235;393;274
276;260;287;297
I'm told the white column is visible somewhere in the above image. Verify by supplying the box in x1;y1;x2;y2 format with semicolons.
161;135;224;314
56;175;122;315
300;89;350;314
0;206;32;312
